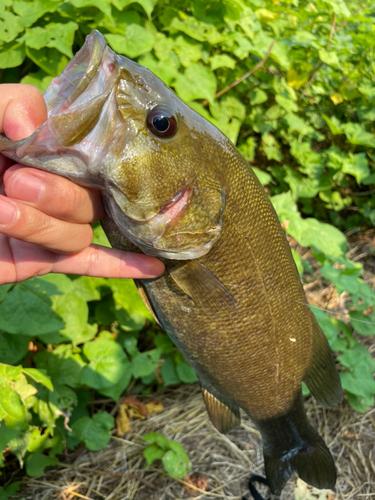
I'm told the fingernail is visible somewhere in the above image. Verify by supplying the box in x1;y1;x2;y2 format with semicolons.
0;198;17;225
10;171;45;203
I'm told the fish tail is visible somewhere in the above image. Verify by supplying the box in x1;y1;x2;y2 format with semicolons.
256;392;336;495
264;431;336;495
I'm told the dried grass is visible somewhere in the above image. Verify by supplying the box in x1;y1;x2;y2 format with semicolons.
15;385;375;500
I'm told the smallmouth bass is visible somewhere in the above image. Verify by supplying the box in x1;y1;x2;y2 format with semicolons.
0;31;343;495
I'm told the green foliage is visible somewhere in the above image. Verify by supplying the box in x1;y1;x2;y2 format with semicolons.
0;264;197;476
1;0;375;485
143;433;191;478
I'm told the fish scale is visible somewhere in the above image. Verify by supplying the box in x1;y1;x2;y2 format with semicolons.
0;30;343;496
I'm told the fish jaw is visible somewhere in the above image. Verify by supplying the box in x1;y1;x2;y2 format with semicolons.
0;30;227;260
103;185;224;260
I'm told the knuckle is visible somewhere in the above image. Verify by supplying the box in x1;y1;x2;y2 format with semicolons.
57;182;86;219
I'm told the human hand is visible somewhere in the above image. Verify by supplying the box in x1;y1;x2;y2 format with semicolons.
0;84;165;285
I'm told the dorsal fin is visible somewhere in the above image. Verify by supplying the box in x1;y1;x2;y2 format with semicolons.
168;260;237;314
202;388;241;434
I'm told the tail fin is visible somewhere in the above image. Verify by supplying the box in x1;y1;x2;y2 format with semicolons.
264;430;336;495
256;392;337;495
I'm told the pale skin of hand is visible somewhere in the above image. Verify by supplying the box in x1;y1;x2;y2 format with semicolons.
0;84;165;285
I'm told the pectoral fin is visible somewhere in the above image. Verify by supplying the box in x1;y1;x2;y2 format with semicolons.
168;260;237;314
202;388;241;433
135;280;161;326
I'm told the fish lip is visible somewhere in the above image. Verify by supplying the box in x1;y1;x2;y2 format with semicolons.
149;187;192;223
43;30;116;118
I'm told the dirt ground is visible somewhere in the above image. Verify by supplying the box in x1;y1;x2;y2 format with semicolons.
13;230;375;500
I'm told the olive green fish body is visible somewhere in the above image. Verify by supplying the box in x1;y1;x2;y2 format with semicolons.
0;30;343;495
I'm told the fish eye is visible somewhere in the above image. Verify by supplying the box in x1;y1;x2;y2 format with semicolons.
147;106;178;138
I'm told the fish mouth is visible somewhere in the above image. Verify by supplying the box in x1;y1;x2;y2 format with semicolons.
43;30;116;118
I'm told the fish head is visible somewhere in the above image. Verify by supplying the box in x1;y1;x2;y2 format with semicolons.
0;30;234;260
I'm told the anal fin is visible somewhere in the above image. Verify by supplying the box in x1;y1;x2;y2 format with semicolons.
304;314;343;407
168;260;237;315
202;388;241;434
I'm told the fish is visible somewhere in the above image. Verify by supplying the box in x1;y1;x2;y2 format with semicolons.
0;30;343;495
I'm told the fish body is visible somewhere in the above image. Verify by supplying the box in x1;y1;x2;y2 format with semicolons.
0;31;343;495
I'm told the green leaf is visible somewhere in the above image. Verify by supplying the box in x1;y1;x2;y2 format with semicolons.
25;46;68;76
139;52;179;86
169;14;224;44
0;284;11;302
349;311;375;336
342;153;370;185
21;70;53;93
98;362;132;400
0;482;19;500
105;25;154;58
161;358;179;386
0;11;23;43
81;338;129;389
26;452;58;477
340;366;375;399
0;281;64;335
162;448;191;479
49;383;78;414
0;422;19;455
291;249;303;277
210;54;236;70
252;167;272;186
22;22;78;58
132;349;161;378
0;41;25;69
174;64;216;103
249;89;268;105
143;443;165;465
12;0;60;28
275;95;298;113
176;362;198;383
154;333;175;354
322;115;345;135
7;429;30;464
108;279;153;320
346;392;373;413
35;350;85;389
72;411;114;451
71;276;104;302
173;34;202;68
69;0;111;17
318;48;340;68
115;307;146;332
54;293;97;345
112;0;156;18
92;223;111;247
0;333;29;365
343;123;375;148
23;369;53;391
35;274;73;296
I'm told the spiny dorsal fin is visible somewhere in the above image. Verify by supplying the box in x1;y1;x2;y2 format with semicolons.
304;314;343;407
168;260;237;314
202;388;241;434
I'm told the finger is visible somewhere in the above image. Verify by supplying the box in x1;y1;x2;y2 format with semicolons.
0;84;47;140
0;195;93;254
4;165;105;223
1;237;165;284
53;244;166;279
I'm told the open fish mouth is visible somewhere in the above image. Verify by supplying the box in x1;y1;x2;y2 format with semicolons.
0;30;224;260
43;30;117;121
